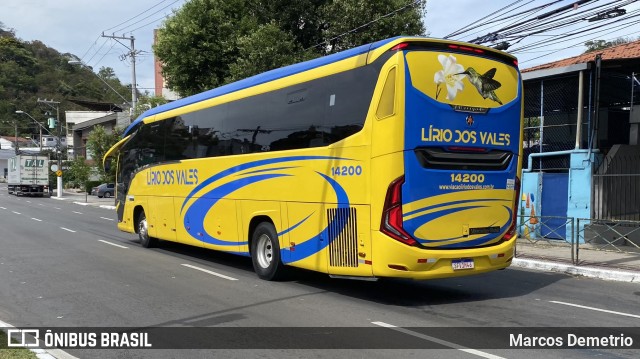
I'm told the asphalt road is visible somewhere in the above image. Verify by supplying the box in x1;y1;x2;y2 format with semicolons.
0;183;638;359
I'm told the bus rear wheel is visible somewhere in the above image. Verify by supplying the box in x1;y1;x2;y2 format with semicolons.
251;222;286;281
137;210;158;248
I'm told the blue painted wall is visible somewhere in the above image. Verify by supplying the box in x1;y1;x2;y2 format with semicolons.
519;149;595;243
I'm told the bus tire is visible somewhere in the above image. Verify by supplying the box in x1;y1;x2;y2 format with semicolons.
137;210;157;248
251;222;286;281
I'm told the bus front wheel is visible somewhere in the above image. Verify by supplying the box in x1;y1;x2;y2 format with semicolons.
251;222;286;281
137;210;158;248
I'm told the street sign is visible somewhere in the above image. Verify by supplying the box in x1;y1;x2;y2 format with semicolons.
51;164;59;172
56;170;62;177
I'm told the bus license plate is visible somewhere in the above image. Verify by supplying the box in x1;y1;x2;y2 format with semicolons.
452;259;474;270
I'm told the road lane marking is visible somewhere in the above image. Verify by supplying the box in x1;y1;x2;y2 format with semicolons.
31;218;42;222
372;322;505;359
26;200;31;203
12;211;21;215
100;217;115;221
54;207;61;210
38;204;44;206
550;301;640;319
181;264;239;281
98;240;128;249
0;206;6;209
60;227;76;233
72;211;83;214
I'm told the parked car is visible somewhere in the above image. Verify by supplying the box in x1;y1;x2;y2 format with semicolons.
93;183;115;198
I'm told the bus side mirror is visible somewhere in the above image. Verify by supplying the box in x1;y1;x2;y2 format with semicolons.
104;158;112;173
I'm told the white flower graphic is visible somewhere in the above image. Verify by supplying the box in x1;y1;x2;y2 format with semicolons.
434;54;466;101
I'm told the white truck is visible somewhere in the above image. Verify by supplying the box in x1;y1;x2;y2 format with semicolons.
7;154;50;196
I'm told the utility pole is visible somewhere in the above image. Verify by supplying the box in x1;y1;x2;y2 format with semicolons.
14;119;18;155
102;32;138;118
37;98;62;198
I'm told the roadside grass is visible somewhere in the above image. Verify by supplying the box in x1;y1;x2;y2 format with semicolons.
0;331;37;359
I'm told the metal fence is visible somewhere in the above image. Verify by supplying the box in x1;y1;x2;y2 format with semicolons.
523;74;588;172
592;151;640;221
516;215;640;270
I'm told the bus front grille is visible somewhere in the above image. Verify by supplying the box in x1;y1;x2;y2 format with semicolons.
327;207;358;267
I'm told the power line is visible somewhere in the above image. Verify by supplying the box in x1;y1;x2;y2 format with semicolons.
127;12;174;33
304;0;424;52
89;40;118;69
79;35;101;62
468;0;603;44
510;9;640;52
112;0;182;34
445;0;538;39
519;22;640;64
84;38;110;65
103;0;171;32
499;0;635;39
456;1;549;42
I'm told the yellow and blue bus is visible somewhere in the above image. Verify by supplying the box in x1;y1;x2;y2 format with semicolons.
105;36;523;281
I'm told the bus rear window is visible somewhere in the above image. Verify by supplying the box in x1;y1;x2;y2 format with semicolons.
405;50;519;108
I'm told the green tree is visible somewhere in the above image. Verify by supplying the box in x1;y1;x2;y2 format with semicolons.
226;22;309;83
154;0;427;96
66;156;92;189
132;94;169;119
319;0;426;53
0;28;134;137
584;37;636;53
86;125;122;182
154;0;254;96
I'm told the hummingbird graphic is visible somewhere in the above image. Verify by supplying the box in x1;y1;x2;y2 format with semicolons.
459;67;503;105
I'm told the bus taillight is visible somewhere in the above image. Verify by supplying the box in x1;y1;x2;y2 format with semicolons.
381;176;417;246
502;176;521;241
448;44;484;54
390;43;409;51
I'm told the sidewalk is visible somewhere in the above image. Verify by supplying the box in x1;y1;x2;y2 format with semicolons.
48;189;116;210
513;239;640;283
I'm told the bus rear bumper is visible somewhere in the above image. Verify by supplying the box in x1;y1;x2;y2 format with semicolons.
371;231;516;280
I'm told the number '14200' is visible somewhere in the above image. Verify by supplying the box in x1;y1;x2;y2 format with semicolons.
331;165;363;176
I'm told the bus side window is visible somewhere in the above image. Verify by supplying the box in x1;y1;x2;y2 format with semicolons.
376;67;396;120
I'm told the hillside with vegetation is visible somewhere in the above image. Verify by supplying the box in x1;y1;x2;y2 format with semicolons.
0;22;132;138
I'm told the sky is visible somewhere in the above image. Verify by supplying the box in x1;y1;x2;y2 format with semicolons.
2;0;640;100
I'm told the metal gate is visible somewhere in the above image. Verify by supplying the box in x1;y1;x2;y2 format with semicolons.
540;173;569;239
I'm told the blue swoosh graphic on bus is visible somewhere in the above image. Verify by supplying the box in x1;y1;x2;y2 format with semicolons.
404;205;483;239
437;207;512;248
180;156;353;214
282;172;350;263
241;166;299;176
403;198;508;218
184;173;291;246
277;212;313;237
407;206;512;247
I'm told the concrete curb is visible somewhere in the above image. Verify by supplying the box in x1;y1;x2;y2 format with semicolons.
0;319;78;359
48;197;113;209
512;258;640;283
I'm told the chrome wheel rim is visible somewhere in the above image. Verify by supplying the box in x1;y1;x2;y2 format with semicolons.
256;234;273;269
139;217;148;241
